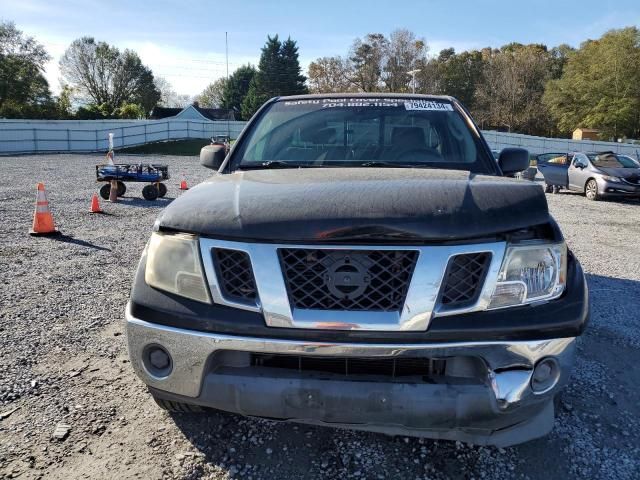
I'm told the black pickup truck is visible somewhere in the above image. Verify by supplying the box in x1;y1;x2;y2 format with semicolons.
126;94;589;447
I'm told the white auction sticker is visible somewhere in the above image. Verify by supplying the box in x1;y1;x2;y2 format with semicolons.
404;100;453;111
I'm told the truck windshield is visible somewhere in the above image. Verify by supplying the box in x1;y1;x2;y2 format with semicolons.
588;153;639;168
232;98;495;173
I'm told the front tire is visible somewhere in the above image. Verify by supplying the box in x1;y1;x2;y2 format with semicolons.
544;183;553;193
585;179;599;201
157;183;167;197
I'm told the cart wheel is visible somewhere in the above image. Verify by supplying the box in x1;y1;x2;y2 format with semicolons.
142;184;159;201
99;184;111;200
116;181;126;197
158;183;167;197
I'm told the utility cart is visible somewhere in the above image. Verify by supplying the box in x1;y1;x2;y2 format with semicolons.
96;163;170;201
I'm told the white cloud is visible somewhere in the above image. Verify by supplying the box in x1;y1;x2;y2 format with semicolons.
27;34;259;96
123;41;258;96
17;31;69;95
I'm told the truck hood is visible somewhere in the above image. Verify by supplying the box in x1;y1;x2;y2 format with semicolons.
156;168;550;243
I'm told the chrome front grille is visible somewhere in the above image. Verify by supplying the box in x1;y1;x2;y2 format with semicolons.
278;249;418;312
199;238;506;331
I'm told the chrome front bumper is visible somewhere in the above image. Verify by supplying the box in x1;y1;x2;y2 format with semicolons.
126;307;576;410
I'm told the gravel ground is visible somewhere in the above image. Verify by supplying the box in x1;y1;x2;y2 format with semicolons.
1;154;639;480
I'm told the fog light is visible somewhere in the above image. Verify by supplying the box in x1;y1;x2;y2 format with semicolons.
144;345;172;377
150;348;170;369
531;357;560;393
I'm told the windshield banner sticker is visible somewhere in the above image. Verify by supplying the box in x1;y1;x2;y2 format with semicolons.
404;100;453;111
282;98;454;110
283;98;402;108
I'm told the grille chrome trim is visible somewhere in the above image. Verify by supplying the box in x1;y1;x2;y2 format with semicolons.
199;238;506;331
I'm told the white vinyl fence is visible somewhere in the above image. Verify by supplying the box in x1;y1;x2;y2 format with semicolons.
0;119;246;154
483;130;640;158
2;118;639;158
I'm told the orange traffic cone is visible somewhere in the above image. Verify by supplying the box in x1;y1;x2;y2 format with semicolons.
180;178;189;190
90;193;102;213
29;183;60;236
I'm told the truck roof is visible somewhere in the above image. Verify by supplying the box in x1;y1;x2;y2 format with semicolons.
274;92;458;102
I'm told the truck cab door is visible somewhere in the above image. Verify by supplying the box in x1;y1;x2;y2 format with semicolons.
568;154;588;191
538;154;569;187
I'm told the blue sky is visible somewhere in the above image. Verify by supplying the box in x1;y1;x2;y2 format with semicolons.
2;0;639;96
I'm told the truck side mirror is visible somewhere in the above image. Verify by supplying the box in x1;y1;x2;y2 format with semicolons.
200;144;226;170
498;148;530;176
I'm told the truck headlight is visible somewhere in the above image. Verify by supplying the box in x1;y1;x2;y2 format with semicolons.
488;242;567;309
145;232;211;303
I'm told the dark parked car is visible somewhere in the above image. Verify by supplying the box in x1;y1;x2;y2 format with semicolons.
538;151;640;200
126;94;588;447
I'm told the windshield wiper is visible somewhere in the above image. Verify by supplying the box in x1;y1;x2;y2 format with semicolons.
239;161;311;170
359;161;427;168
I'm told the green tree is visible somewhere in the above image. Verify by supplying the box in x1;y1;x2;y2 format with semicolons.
76;100;146;119
442;50;484;108
474;44;554;134
346;30;427;93
55;84;73;118
544;27;640;139
222;64;256;119
280;38;307;95
0;21;54;118
241;35;308;119
382;29;427;92
240;80;267;120
75;103;111;119
196;78;227;108
349;33;388;92
132;67;161;114
116;103;145;119
60;37;160;117
548;44;575;80
241;36;282;118
416;48;485;109
307;56;355;93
